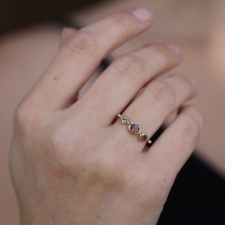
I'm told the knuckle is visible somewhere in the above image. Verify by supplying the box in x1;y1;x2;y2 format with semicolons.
182;114;201;141
150;80;176;105
109;12;135;31
14;105;27;127
66;31;98;55
14;101;39;133
146;43;175;66
113;55;146;81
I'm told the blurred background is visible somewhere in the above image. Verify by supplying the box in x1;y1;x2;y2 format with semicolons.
0;0;105;34
1;0;225;224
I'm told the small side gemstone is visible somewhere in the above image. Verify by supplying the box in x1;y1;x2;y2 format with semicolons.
120;116;128;123
139;133;148;141
129;123;141;134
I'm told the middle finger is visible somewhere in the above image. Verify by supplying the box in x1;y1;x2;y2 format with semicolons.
112;73;196;151
78;43;180;126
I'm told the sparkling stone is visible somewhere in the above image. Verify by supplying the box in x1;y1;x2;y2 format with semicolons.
139;133;148;141
121;116;128;123
129;123;140;134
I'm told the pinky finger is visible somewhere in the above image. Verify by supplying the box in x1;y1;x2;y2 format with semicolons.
145;105;204;187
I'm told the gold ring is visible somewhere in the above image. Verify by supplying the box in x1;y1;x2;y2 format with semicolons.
117;114;152;144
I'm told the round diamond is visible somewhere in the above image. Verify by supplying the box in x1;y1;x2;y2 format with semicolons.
139;133;148;141
129;123;141;134
121;116;128;123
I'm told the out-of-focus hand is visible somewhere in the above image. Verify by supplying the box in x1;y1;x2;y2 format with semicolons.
10;8;204;225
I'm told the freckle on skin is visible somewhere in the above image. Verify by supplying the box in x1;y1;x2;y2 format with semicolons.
54;77;57;81
164;179;167;182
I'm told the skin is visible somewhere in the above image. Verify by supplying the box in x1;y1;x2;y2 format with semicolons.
74;0;225;175
9;8;204;225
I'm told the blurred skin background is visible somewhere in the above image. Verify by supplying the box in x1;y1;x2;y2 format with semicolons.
1;0;225;224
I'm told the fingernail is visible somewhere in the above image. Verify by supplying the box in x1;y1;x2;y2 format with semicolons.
130;7;153;22
61;27;68;40
165;43;181;57
61;27;75;41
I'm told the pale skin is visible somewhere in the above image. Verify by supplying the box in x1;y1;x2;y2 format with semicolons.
9;8;204;224
74;0;225;175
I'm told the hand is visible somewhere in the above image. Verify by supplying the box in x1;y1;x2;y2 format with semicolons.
10;7;204;225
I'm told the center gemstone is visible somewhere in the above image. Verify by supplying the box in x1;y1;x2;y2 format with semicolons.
129;123;141;134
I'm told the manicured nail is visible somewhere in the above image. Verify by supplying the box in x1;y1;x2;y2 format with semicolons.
166;43;181;57
130;7;153;22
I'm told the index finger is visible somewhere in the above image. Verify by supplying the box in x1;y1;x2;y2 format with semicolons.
25;8;154;110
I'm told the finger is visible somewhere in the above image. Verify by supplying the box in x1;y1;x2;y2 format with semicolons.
79;43;181;126
111;73;196;151
145;105;204;189
28;8;154;110
59;27;76;48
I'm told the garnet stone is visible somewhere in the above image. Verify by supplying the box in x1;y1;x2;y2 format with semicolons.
129;123;141;134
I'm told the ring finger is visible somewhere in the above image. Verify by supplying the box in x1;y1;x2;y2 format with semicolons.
111;73;197;151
